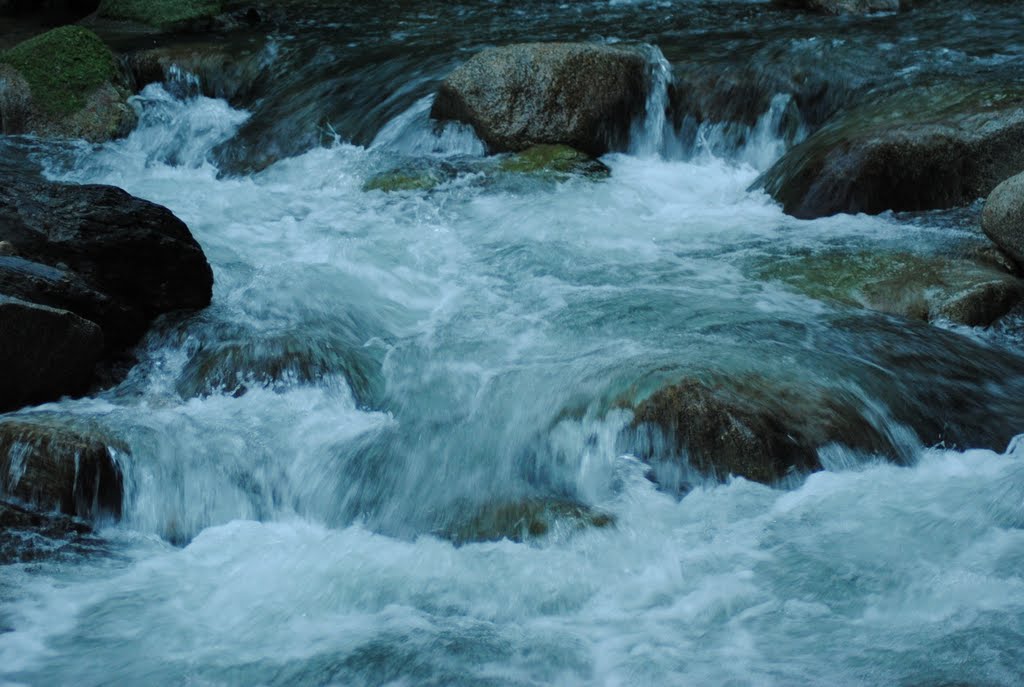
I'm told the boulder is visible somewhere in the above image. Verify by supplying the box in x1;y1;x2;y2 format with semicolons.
430;42;651;156
756;85;1024;219
0;173;214;351
626;375;902;486
0;416;124;520
772;0;906;14
0;297;104;412
981;172;1024;270
0;26;136;141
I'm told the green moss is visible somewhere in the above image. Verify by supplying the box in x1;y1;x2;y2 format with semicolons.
498;144;611;179
363;170;445;193
97;0;223;27
0;26;115;117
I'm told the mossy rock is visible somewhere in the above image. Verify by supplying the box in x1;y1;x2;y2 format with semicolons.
0;26;115;117
363;169;447;193
626;374;902;487
442;498;614;545
97;0;223;28
498;144;610;179
751;249;1024;327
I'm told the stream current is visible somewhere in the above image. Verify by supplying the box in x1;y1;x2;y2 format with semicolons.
3;1;1024;684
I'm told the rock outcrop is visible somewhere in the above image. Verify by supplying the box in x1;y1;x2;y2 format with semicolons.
431;42;651;156
756;85;1024;219
0;26;135;141
982;172;1024;270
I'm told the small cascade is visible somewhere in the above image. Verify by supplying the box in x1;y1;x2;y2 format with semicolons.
370;94;485;157
629;45;677;158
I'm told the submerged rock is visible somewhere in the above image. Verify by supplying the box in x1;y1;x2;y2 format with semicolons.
772;0;906;14
751;250;1024;327
982;172;1024;270
498;145;611;180
0;416;124;521
0;26;135;141
756;85;1024;219
441;498;613;545
431;42;650;156
626;376;899;486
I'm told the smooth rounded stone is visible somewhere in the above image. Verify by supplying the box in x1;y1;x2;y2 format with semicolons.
0;415;124;520
755;84;1024;219
771;0;906;14
981;172;1024;270
363;167;453;193
750;250;1024;327
0;26;136;142
0;297;104;413
431;42;651;156
441;498;614;546
0;173;214;350
625;375;902;487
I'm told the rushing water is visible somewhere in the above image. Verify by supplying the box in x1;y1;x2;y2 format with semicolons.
3;1;1024;685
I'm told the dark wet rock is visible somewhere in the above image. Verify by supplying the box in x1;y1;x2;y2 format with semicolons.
441;498;613;545
498;145;611;180
0;26;136;141
363;166;454;194
756;85;1024;219
0;499;101;565
0;173;214;351
981;172;1024;271
0;416;124;520
431;42;650;156
772;0;906;15
750;250;1024;327
626;375;901;486
176;332;374;399
0;297;104;413
122;38;270;103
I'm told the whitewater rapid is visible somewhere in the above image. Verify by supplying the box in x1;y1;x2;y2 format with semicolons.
1;75;1023;686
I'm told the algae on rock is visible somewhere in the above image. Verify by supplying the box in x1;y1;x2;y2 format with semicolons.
97;0;223;28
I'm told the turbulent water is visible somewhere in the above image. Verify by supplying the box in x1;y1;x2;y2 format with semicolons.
3;1;1024;685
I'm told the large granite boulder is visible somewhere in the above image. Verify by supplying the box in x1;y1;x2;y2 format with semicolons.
430;42;651;156
0;26;136;141
756;85;1024;219
982;172;1024;270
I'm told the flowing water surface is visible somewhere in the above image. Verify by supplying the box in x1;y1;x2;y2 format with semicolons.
2;1;1024;685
